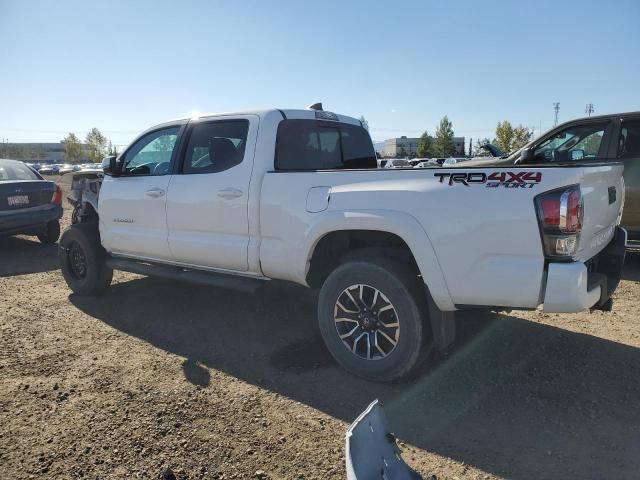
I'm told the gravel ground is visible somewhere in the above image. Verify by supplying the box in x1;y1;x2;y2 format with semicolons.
1;176;640;479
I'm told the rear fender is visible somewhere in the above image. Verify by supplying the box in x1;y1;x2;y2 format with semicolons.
302;209;455;311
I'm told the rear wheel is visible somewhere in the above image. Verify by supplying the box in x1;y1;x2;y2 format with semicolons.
37;220;60;244
318;257;425;382
59;224;113;295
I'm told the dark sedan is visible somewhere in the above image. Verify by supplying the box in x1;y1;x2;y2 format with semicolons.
0;159;63;243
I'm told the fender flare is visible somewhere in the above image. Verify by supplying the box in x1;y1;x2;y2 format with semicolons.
300;209;455;311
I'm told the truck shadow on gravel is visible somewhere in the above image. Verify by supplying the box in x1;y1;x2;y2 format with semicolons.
70;276;640;480
0;236;59;277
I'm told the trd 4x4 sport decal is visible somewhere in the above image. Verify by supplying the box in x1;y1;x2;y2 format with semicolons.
434;171;542;188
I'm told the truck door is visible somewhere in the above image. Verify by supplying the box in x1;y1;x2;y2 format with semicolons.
617;118;640;237
99;125;182;261
165;116;258;271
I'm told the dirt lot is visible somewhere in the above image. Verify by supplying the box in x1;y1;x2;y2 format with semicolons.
2;177;640;480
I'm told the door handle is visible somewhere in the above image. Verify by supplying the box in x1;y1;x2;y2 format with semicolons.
145;188;165;198
217;188;243;199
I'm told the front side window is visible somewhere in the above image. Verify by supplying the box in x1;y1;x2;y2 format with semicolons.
182;120;249;174
618;120;640;159
121;126;180;176
276;120;376;170
532;122;608;163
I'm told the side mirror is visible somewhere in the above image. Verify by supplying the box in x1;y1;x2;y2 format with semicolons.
102;155;118;176
570;149;585;161
519;148;534;163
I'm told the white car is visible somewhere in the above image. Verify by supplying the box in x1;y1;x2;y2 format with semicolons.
414;159;439;168
383;159;410;169
60;105;626;381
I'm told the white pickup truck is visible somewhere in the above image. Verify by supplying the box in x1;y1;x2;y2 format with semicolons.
60;105;626;381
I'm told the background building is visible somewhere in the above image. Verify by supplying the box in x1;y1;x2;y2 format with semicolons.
0;142;89;163
382;135;466;158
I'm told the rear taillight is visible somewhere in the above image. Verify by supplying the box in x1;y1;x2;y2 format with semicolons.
535;185;583;259
52;185;62;205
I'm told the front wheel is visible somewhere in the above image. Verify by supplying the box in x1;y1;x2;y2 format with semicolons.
318;258;424;382
59;224;113;296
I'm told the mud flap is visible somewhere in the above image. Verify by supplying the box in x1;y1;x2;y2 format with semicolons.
346;400;422;480
427;289;456;351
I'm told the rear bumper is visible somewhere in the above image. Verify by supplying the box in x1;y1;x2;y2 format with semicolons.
0;205;62;236
542;227;626;312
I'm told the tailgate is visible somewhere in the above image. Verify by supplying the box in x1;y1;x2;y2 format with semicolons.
575;164;624;262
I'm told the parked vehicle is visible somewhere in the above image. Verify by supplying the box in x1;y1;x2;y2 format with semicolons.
60;106;625;381
0;159;63;243
442;157;473;166
384;158;410;168
464;112;640;247
80;162;102;172
39;164;60;175
414;159;439;168
59;164;81;175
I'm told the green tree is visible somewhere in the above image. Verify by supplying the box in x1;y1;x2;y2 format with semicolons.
511;125;533;151
433;116;455;157
85;127;108;162
416;131;433;157
495;121;514;153
359;115;369;131
62;133;82;163
468;138;473;157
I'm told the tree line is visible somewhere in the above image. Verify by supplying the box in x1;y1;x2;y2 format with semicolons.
403;117;534;159
62;128;118;163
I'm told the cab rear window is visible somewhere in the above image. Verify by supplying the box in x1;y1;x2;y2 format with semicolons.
275;120;376;170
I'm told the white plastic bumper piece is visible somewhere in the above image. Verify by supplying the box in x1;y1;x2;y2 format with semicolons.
542;262;601;313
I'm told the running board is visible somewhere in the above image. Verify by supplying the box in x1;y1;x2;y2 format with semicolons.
106;258;266;292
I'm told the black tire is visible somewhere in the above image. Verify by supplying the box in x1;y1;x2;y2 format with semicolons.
318;256;425;382
59;224;113;296
37;220;60;244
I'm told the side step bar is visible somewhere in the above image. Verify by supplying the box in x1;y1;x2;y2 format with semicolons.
106;257;267;292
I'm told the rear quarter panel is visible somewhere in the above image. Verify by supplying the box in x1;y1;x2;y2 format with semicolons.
259;165;622;310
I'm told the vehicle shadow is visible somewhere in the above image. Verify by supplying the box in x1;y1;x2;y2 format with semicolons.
622;252;640;281
0;236;59;277
70;276;640;480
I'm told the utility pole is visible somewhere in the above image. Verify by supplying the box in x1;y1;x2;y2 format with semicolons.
585;103;594;117
553;102;560;126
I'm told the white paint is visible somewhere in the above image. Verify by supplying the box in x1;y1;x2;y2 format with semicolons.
97;108;625;313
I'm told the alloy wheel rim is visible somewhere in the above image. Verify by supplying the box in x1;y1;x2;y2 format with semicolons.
68;242;88;279
333;284;400;360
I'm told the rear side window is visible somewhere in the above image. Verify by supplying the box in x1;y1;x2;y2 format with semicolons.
275;120;376;170
532;122;608;163
618;120;640;159
182;120;249;174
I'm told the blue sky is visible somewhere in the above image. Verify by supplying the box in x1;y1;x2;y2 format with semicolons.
1;0;638;147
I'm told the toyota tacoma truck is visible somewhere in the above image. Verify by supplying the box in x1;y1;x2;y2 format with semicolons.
59;105;626;381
